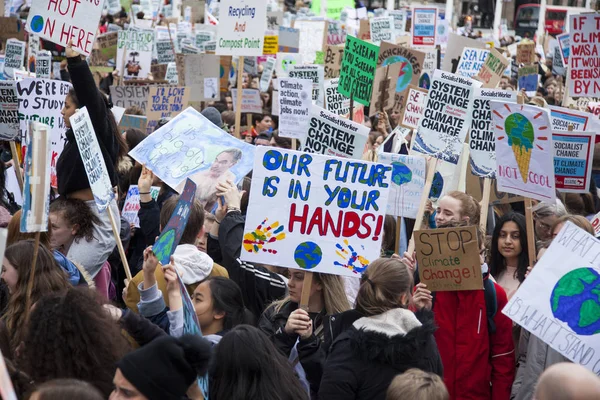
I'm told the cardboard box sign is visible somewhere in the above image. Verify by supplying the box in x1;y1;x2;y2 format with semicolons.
415;226;483;292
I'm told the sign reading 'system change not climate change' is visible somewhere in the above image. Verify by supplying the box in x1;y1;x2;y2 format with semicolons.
216;0;267;56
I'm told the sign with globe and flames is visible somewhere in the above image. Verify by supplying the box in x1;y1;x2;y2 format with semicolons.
503;222;600;373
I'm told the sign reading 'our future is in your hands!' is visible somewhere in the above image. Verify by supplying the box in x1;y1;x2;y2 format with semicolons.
26;0;105;56
241;147;392;278
216;0;267;56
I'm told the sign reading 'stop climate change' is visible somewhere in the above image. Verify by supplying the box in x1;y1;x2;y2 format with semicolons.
216;0;267;56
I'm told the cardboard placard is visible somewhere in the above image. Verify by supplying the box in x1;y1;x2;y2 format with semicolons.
474;48;509;88
569;14;600;97
184;54;220;102
338;35;379;106
119;114;148;132
516;42;535;65
96;32;118;62
259;57;276;92
324;44;344;79
399;85;427;129
415;226;483;292
122;185;160;227
110;85;150;113
0;18;25;46
230;88;262;114
518;64;539;97
117;29;154;80
278;78;312;139
240;146;392;277
456;47;489;78
145;86;190;134
369;16;395;45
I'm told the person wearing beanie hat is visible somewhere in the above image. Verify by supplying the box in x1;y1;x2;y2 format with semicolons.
201;107;223;128
111;335;212;400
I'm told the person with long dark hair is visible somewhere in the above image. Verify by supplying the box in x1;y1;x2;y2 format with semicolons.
57;41;128;280
489;213;529;299
210;325;308;400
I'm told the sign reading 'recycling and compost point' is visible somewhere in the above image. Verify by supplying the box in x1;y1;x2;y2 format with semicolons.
241;147;392;278
216;0;267;56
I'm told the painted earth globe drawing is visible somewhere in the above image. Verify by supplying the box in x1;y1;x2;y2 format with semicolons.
294;241;323;270
429;171;444;200
30;15;44;33
505;113;534;148
381;56;413;93
391;161;412;186
550;267;600;336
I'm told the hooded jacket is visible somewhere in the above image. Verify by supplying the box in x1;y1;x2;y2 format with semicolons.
318;308;443;400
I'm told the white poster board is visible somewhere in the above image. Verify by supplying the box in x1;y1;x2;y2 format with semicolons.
216;0;267;56
378;153;425;218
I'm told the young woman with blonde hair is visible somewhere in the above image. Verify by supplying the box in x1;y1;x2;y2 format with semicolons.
259;270;350;398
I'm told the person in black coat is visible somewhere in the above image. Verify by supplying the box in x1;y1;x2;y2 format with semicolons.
319;258;443;400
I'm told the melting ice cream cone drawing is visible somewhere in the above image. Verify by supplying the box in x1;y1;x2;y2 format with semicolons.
505;112;535;183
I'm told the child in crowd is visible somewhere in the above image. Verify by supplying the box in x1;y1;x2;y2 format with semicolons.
386;369;449;400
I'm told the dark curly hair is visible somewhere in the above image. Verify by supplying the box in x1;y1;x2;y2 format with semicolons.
3;240;70;349
18;287;130;398
49;197;100;243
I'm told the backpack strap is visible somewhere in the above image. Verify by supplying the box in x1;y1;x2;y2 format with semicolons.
483;278;497;334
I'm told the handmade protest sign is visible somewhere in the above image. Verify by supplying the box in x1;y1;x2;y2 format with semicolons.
184;54;220;102
96;32;118;61
294;20;327;64
20;122;51;232
326;20;346;45
516;42;535;65
27;35;39;73
26;0;103;55
413;69;481;164
490;101;555;202
70;107;115;211
455;48;489;78
119;114;147;133
587;102;600;116
311;0;353;19
16;78;72;188
324;78;350;116
557;33;570;65
146;86;190;134
129;107;256;197
216;0;266;56
259;57;276;92
442;33;486;73
377;42;424;112
0;18;25;44
117;29;153;80
156;40;175;64
122;185;160;227
110;85;149;112
399;85;427;129
378;153;425;219
240;147;392;277
412;8;436;47
288;65;324;108
276;52;303;78
389;10;406;36
369;16;395;45
338;35;379;106
518;65;539;97
469;88;517;178
549;106;598;132
35;51;51;79
415;226;483;291
230;88;262;114
419;48;438;88
4;39;25;78
552;46;566;77
324;45;344;79
503;222;600;372
369;64;401;116
301;105;369;159
552;131;594;193
569;14;600;97
0;82;19;140
475;48;509;88
278;27;300;53
278;78;312;139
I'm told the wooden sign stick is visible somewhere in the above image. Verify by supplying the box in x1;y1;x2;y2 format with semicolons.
9;142;23;192
407;157;438;255
524;197;537;265
233;56;245;139
299;271;313;311
379;65;390;113
107;206;133;281
395;216;402;255
479;177;492;232
119;44;127;86
349;87;354;121
24;232;41;321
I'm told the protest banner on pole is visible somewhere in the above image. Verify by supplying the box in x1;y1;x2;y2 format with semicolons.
399;85;427;129
4;39;25;78
369;65;397;116
183;54;220;101
324;78;351;116
20;121;51;233
516;42;535;65
25;0;104;56
378;153;425;219
455;48;489;78
301;105;369;159
119;114;148;132
216;0;266;56
117;29;154;80
415;225;483;291
0;82;19;141
569;14;600;97
412;69;482;164
442;33;486;73
518;65;539;97
288;65;325;108
490;101;556;202
469;89;517;178
35;50;51;79
156;40;176;64
552;131;594;194
230;88;262;114
338;35;379;106
557;32;570;65
96;32;118;62
503;222;600;373
474;48;509;88
122;185;160;227
278;78;312;140
16;78;72;188
324;45;344;79
412;8;437;47
240;147;392;278
259;57;276;92
145;86;190;134
369;16;395;45
129;107;256;193
109;85;150;112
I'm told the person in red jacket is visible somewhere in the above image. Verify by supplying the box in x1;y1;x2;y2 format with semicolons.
413;222;515;400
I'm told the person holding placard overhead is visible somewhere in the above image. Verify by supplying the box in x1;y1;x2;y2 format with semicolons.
57;42;128;279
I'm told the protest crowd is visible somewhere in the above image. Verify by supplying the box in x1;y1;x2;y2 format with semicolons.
0;0;599;399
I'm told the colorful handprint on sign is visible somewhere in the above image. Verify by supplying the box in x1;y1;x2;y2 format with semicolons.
334;239;370;274
243;218;286;254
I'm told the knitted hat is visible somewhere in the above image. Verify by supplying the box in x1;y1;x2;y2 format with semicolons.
117;335;212;400
202;107;223;128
